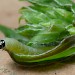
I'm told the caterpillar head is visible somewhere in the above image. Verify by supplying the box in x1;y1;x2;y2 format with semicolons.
0;40;5;49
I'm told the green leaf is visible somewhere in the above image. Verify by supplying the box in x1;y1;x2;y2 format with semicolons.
71;3;75;14
16;24;45;39
17;19;68;39
54;0;73;6
30;5;58;19
54;8;74;23
19;7;50;24
0;25;29;44
32;5;74;23
27;19;70;49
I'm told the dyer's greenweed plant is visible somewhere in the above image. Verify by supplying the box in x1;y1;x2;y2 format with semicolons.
0;0;75;67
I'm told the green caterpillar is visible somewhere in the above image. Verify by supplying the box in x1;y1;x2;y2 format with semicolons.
0;35;75;67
